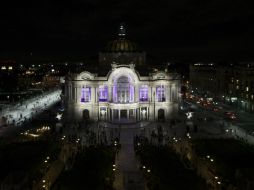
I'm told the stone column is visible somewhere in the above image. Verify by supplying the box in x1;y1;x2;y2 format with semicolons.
172;85;175;102
69;84;72;101
108;85;112;102
72;85;75;101
118;110;120;121
135;85;139;102
148;85;151;102
125;90;127;102
165;85;169;102
152;86;156;102
94;87;97;103
65;84;68;101
152;87;156;121
75;86;77;102
177;81;180;101
147;107;149;120
127;109;129;119
68;85;71;101
169;85;172;102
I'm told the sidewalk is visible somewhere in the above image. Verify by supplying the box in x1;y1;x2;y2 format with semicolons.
113;126;146;190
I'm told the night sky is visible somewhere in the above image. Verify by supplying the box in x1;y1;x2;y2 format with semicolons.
1;0;254;62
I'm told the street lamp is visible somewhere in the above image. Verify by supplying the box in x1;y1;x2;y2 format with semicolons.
153;91;155;121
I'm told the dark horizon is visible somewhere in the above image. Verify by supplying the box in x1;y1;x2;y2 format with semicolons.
1;0;254;62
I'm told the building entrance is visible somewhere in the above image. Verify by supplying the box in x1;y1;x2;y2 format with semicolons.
120;110;127;119
158;109;165;121
83;109;90;120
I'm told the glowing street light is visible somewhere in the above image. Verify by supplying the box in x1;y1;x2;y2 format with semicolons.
186;112;193;119
56;113;62;120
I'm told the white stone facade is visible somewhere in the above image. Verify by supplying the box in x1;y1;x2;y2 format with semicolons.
65;64;181;123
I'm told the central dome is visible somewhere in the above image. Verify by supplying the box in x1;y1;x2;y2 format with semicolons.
105;23;138;52
99;23;146;66
106;38;138;52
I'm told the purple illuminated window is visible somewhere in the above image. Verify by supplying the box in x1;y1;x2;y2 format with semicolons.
139;85;148;101
99;86;108;102
156;85;165;102
81;87;91;102
114;76;134;103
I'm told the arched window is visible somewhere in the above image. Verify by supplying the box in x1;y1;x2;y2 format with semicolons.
156;85;166;102
139;85;148;101
81;86;91;102
113;76;134;103
99;85;108;102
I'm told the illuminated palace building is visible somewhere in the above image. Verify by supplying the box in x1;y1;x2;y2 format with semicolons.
65;24;181;123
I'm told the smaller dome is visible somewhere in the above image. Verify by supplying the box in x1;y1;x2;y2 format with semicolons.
106;38;138;52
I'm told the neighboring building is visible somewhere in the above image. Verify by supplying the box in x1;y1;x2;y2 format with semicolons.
0;60;18;92
228;63;254;112
65;24;181;123
189;62;254;113
189;63;231;98
43;74;64;88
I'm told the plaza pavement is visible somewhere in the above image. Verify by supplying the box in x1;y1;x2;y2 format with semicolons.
0;89;61;137
113;125;146;190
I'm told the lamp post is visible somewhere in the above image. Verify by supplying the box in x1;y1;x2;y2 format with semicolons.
97;90;99;143
97;90;99;121
153;91;155;122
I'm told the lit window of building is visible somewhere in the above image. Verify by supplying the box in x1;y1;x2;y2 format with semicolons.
81;87;91;102
156;85;166;102
99;86;108;102
246;87;249;92
114;76;134;103
139;85;149;101
236;85;239;90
